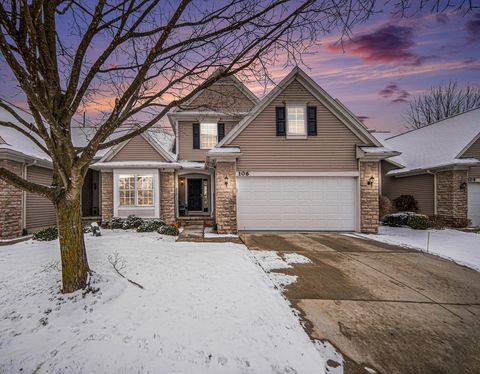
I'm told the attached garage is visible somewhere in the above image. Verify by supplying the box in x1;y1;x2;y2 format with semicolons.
468;183;480;227
236;176;357;231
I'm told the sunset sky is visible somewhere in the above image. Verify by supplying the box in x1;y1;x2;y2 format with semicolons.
249;9;480;134
0;3;479;135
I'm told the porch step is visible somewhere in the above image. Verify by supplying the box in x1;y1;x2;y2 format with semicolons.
178;221;205;242
177;217;215;227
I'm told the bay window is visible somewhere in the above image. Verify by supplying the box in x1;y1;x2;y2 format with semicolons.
118;174;154;206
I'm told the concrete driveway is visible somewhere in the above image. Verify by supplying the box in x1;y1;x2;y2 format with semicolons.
241;232;480;374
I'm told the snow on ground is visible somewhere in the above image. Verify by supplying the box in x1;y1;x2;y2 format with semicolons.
250;251;345;373
203;227;238;239
0;230;325;373
355;226;480;271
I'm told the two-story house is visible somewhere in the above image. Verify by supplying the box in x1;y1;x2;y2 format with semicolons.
89;67;397;234
1;67;414;239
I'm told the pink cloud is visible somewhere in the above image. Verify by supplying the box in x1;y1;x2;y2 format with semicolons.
327;25;424;66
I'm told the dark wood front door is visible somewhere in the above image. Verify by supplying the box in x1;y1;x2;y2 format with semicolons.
188;179;203;211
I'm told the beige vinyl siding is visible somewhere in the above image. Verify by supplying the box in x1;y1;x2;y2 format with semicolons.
111;135;166;161
26;166;56;232
461;137;480;179
178;121;237;161
381;161;435;215
228;79;367;171
185;79;255;113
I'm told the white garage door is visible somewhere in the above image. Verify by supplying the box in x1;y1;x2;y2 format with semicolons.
468;183;480;227
237;176;357;231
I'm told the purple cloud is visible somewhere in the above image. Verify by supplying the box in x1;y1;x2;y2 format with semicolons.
436;13;449;25
357;115;371;123
466;13;480;42
327;25;424;66
379;83;410;103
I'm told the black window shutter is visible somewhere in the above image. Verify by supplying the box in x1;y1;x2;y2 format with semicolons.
192;123;200;149
276;107;286;136
217;123;225;142
307;106;317;136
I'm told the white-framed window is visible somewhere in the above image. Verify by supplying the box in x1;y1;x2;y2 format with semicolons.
286;105;306;137
136;175;154;206
200;122;217;149
119;174;135;206
118;173;154;207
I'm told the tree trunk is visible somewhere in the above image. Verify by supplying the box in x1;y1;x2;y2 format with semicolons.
56;195;90;293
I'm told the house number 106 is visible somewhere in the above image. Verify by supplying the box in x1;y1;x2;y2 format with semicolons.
238;171;250;176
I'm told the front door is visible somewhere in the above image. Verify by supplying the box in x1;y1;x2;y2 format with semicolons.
188;179;203;211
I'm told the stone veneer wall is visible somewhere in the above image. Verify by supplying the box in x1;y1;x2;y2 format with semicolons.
215;161;237;234
160;171;176;225
0;160;24;239
101;171;113;221
436;170;468;226
360;161;380;233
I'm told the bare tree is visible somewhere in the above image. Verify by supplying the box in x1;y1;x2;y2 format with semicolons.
405;81;480;129
0;0;474;293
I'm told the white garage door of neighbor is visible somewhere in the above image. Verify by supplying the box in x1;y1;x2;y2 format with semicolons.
237;176;357;231
468;183;480;227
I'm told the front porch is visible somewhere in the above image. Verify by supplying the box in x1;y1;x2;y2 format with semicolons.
177;171;214;218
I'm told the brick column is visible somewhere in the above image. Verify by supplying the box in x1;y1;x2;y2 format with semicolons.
100;171;113;221
0;160;24;239
360;161;380;233
160;171;176;225
215;161;237;234
436;170;468;226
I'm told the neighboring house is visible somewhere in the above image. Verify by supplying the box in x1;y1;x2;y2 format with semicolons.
374;107;480;226
0;104;174;240
0;67;399;239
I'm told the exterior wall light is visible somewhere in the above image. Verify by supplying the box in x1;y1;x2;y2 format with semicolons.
180;178;184;186
459;182;467;192
367;176;375;186
224;175;229;187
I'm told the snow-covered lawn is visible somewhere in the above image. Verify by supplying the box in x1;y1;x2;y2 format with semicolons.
355;226;480;271
0;230;325;373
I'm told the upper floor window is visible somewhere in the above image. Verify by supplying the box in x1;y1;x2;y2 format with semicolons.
200;122;217;149
286;105;306;136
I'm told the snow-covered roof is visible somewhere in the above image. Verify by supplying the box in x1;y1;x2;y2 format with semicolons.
0;106;51;163
0;103;174;164
373;108;480;175
359;146;396;154
91;161;180;169
207;147;241;154
146;128;175;158
91;160;207;170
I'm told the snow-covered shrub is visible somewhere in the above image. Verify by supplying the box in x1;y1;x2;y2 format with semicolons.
137;219;165;232
158;225;179;236
32;227;58;241
102;217;124;229
393;195;418;212
406;214;431;230
379;195;393;219
382;212;413;227
122;215;144;229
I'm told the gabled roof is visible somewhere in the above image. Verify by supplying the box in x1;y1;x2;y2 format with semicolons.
0;103;175;166
217;67;382;148
99;129;176;163
172;71;258;113
375;108;480;176
0;103;51;164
